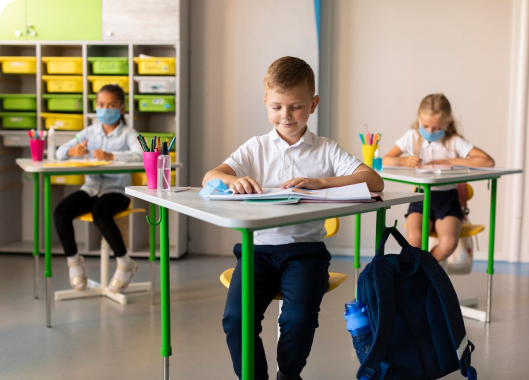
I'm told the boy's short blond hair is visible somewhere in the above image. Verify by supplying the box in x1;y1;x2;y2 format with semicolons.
264;56;315;96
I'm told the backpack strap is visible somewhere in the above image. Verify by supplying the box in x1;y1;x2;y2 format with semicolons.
375;226;410;257
357;250;397;379
418;252;477;378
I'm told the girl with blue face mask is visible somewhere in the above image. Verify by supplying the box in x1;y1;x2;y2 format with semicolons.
383;94;494;262
53;84;144;294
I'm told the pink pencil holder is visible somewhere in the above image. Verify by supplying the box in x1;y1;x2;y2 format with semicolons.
143;152;160;189
29;139;45;161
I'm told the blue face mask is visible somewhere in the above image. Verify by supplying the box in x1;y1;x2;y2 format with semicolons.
96;108;121;126
418;123;445;142
199;179;234;198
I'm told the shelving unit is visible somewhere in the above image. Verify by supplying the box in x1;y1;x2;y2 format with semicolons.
0;38;189;259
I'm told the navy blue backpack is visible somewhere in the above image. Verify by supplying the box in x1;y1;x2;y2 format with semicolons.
355;226;477;380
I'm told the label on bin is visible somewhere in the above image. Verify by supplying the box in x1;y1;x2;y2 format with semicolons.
55;121;65;127
152;98;164;105
10;117;23;122
10;62;23;66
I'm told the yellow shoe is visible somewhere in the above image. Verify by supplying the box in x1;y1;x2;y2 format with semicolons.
108;259;139;293
68;255;87;291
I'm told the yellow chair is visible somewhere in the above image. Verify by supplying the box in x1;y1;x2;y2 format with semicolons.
54;206;152;305
220;218;347;344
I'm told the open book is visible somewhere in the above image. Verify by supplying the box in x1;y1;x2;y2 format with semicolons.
207;182;379;203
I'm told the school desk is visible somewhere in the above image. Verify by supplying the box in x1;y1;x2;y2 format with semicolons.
125;186;423;380
16;158;182;328
378;167;523;323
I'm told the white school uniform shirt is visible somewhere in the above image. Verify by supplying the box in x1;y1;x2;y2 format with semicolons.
395;129;474;190
55;121;143;197
224;127;362;245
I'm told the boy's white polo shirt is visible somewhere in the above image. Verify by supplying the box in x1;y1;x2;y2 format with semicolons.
224;127;362;245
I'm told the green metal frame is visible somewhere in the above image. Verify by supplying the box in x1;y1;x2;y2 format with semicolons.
159;206;172;358
35;167;169;328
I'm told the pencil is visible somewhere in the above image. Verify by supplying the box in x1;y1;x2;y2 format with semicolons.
137;136;146;152
168;136;176;151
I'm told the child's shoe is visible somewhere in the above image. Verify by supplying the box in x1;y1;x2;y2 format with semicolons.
277;370;302;380
108;258;139;293
68;255;87;291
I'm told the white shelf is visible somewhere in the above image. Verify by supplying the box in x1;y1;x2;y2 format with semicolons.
0;1;189;259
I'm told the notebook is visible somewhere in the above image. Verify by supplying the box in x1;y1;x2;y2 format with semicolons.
207;182;376;202
416;165;470;174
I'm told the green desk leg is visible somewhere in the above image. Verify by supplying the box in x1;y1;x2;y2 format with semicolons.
44;174;52;328
354;214;361;286
159;206;172;379
421;185;431;251
375;208;387;254
150;203;156;306
240;228;255;380
486;179;497;323
33;172;40;300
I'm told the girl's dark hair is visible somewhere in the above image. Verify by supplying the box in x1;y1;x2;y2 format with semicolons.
97;84;127;125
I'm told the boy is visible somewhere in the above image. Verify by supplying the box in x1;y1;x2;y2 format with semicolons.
203;57;384;380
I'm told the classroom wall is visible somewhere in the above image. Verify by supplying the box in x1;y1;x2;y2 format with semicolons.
187;0;518;261
188;0;319;255
321;0;513;260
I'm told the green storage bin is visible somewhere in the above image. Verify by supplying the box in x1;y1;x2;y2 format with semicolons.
42;94;83;112
140;132;176;151
88;57;129;75
0;94;37;111
134;95;175;112
88;94;129;112
0;112;37;129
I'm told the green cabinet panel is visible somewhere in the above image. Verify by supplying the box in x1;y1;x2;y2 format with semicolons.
0;0;26;41
26;0;101;41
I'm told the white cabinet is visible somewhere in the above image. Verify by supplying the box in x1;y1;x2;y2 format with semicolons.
102;0;180;41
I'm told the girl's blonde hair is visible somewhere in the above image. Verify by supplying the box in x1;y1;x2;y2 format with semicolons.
411;94;461;153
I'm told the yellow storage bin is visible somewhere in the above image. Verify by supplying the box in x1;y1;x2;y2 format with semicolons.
41;113;83;131
42;57;83;75
0;57;37;74
132;170;176;187
42;75;83;93
51;174;85;185
88;76;129;94
133;57;176;75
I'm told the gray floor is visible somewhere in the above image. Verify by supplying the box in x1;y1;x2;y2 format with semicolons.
1;253;528;379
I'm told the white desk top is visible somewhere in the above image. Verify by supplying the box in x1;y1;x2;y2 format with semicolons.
125;187;424;229
16;159;182;173
379;167;522;184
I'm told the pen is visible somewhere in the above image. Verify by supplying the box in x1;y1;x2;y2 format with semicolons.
406;148;415;157
168;136;176;151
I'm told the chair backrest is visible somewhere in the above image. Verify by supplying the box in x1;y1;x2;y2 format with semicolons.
324;218;340;237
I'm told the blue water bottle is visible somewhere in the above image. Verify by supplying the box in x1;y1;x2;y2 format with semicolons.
344;300;373;364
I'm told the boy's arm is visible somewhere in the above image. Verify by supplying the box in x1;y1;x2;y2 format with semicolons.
280;164;384;192
203;163;263;194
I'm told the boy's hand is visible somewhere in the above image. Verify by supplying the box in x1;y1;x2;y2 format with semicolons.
93;149;114;161
67;140;88;157
406;156;422;168
280;177;323;190
230;176;263;194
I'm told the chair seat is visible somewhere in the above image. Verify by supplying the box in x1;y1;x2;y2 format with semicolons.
404;223;485;238
429;224;485;238
220;268;347;301
76;208;146;222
